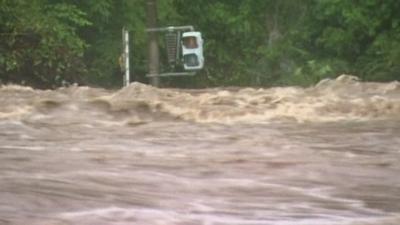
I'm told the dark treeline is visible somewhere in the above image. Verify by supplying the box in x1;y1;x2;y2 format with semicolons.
1;0;399;88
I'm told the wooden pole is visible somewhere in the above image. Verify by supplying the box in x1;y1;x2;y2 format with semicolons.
146;0;160;87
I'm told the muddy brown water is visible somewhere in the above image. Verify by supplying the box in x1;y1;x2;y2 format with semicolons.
1;75;400;225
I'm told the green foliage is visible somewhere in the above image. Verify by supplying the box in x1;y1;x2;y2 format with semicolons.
299;0;400;82
1;0;399;88
0;0;90;87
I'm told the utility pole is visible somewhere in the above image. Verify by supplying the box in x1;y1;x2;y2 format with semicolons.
146;0;160;87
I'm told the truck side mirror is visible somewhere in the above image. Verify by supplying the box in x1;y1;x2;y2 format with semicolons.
181;31;204;70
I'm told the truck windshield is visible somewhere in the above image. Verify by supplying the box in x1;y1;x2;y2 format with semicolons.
182;36;198;49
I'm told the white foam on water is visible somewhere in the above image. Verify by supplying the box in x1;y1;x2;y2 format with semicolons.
58;206;398;225
0;106;34;120
0;145;46;151
104;76;400;123
2;75;400;124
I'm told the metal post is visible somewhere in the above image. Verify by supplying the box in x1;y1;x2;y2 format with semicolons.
146;26;194;32
122;27;130;87
146;0;160;87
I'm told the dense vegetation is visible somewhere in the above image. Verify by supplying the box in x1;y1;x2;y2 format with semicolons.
1;0;399;88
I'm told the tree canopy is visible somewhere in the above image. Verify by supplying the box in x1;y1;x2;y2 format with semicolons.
0;0;399;88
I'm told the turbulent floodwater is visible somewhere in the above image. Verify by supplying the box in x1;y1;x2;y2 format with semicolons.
1;75;400;225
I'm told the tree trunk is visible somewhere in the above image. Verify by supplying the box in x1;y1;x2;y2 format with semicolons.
146;0;160;87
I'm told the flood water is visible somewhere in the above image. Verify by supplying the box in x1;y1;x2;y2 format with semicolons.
1;75;400;225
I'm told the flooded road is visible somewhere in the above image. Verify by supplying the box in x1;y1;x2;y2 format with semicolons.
1;75;400;224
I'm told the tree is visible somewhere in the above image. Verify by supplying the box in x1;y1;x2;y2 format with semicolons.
295;0;400;82
0;0;90;87
1;0;398;88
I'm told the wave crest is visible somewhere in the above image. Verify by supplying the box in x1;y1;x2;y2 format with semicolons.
1;76;400;123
